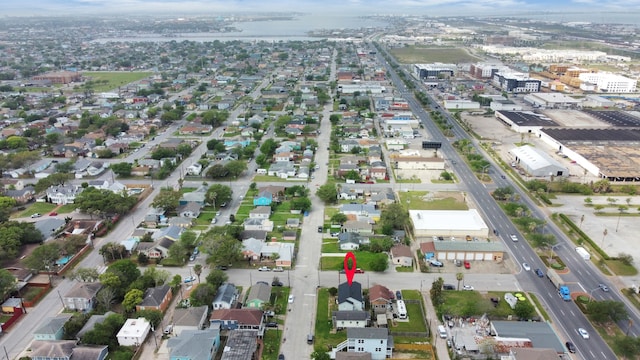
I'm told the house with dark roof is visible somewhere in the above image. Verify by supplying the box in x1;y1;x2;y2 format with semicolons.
245;282;271;309
210;309;264;337
34;314;73;340
178;201;203;219
220;329;259;360
29;340;76;360
167;328;220;360
136;285;172;312
70;345;109;360
63;282;102;312
212;283;238;310
338;232;368;251
338;281;364;311
369;285;394;314
172;306;209;336
239;230;268;241
332;310;370;329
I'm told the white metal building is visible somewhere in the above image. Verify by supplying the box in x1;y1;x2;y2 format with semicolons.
509;145;568;177
409;209;489;238
578;73;637;93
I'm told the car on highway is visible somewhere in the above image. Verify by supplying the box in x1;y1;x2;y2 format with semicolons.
578;328;589;339
288;295;294;303
30;213;42;218
183;276;196;283
462;285;474;291
258;266;271;272
509;234;519;242
522;263;531;271
565;341;576;353
535;268;544;278
598;283;609;292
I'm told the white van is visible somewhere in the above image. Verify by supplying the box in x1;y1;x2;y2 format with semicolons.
437;325;448;339
256;168;267;174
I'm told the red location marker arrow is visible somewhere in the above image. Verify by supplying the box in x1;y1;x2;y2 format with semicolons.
343;252;357;286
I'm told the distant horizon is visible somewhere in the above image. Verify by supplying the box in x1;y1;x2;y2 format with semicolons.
1;0;639;23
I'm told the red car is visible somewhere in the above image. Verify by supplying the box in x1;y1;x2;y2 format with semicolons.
464;261;471;269
355;268;365;274
49;212;58;216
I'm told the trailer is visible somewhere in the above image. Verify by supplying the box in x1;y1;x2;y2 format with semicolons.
575;246;591;261
547;269;571;301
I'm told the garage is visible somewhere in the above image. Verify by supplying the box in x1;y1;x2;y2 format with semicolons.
456;252;465;260
475;253;484;260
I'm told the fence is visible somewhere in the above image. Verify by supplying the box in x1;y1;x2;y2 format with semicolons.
22;283;51;307
0;307;24;332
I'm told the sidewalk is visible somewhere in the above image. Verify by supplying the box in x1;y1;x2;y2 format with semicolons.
422;289;451;360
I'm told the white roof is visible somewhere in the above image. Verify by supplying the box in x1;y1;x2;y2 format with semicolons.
117;318;150;337
409;209;488;231
509;145;565;172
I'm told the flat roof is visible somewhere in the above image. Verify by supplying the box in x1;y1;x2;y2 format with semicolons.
497;111;560;127
491;321;564;353
433;240;504;252
409;210;488;232
509;145;566;171
527;92;582;104
583;110;640;127
541;128;640;142
571;144;640;178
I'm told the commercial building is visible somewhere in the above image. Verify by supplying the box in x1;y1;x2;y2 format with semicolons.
420;241;505;262
492;72;541;93
509;145;568;178
409;209;489;238
578;72;638;93
414;63;456;79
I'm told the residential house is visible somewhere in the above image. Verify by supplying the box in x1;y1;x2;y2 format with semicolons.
260;242;295;268
136;285;172;312
369;188;395;207
340;204;381;224
29;340;76;360
332;311;370;329
242;238;264;260
209;309;264;337
144;208;166;228
69;345;109;360
186;163;203;176
63;282;102;312
86;162;108;176
179;124;213;135
332;328;393;360
212;283;238;310
252;191;273;206
338;232;369;251
219;330;259;360
249;206;271;219
168;217;194;228
33;314;73;340
168;328;220;360
286;218;300;228
77;312;115;339
282;231;297;241
342;220;373;235
178;202;203;218
243;218;274;232
369;285;394;314
338;281;364;311
0;179;24;190
390;245;413;267
46;184;83;205
369;163;387;180
5;187;36;204
245;282;271;309
117;317;151;346
179;185;208;206
172;306;209;336
240;230;268;242
267;161;296;178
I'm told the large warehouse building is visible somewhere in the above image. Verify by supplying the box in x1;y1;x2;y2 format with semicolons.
409;209;489;238
509;145;569;178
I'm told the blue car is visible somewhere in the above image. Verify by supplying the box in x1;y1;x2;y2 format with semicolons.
535;269;544;278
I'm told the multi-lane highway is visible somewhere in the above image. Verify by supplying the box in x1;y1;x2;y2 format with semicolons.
374;44;639;359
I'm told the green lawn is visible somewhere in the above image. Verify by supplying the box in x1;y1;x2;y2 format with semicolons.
261;328;283;360
80;71;153;92
391;301;427;332
271;287;290;315
398;191;468;211
320;251;385;271
314;288;347;352
57;204;77;213
389;46;481;64
605;259;638;276
321;242;340;253
438;291;521;319
18;202;57;218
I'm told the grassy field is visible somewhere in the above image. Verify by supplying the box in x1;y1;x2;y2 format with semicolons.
392;302;427;332
398;191;468;211
389;46;481;64
605;259;638;276
261;328;283;360
438;291;522;319
18;202;57;218
80;71;153;92
314;288;347;352
320;251;385;271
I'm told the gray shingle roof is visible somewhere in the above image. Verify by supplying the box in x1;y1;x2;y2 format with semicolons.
167;328;219;360
140;285;171;307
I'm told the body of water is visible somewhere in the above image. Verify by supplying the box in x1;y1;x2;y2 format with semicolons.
92;14;389;43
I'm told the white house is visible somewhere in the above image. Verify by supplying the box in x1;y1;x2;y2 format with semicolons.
186;163;203;176
212;283;238;310
332;311;370;330
334;328;394;360
117;318;151;346
46;184;83;205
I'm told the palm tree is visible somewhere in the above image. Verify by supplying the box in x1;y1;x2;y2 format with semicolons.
193;264;202;283
456;272;464;290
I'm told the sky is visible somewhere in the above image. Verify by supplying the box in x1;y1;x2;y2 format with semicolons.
1;0;640;17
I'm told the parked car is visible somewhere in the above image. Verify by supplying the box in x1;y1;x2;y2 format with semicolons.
428;259;444;267
395;290;402;300
288;295;294;303
278;354;285;360
273;267;284;272
183;276;196;283
264;310;275;317
443;284;456;290
49;212;58;216
258;266;271;272
210;217;218;224
355;268;364;274
463;261;471;269
229;214;235;222
189;254;196;262
462;285;474;291
220;202;227;207
266;322;278;328
317;226;323;233
272;280;283;287
330;232;340;237
534;268;544;278
30;213;42;218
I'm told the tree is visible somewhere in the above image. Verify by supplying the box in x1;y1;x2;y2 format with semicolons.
54;161;75;174
204;235;242;267
151;189;181;213
95;287;117;311
430;277;445;306
330;213;348;225
380;203;408;229
111;162;132;177
81;313;126;350
194;264;203;283
106;259;140;290
260;138;278;157
206;269;229;289
69;267;100;282
225;160;247;178
291;197;312;212
514;300;535;319
24;242;61;272
614;336;640;359
0;269;17;301
588;300;628;324
136;309;163;329
316;184;338;204
456;272;464;290
0;196;16;222
74;187;136;217
370;253;389;272
63;313;90;340
205;184;232;208
122;289;144;313
189;283;217;307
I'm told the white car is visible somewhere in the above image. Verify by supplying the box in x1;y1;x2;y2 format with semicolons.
30;213;42;218
288;295;294;303
183;276;196;283
258;266;271;272
510;234;519;242
462;285;474;291
578;328;589;339
522;263;531;271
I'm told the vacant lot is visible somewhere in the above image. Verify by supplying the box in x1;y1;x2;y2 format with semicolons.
398;191;468;211
79;71;153;92
390;46;481;64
